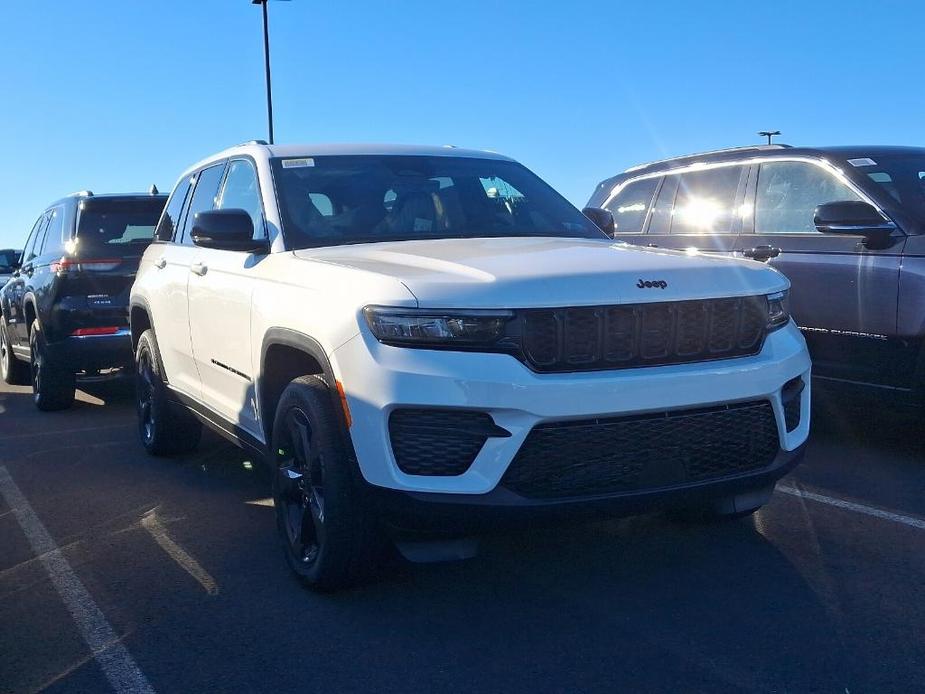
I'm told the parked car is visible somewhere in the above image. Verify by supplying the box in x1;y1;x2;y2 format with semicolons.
0;190;167;409
0;249;22;287
130;142;810;590
586;145;925;405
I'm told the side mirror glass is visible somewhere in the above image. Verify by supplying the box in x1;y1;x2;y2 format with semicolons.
814;201;896;247
582;207;616;237
191;209;268;253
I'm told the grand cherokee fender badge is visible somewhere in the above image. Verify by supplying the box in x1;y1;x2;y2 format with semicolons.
637;279;668;289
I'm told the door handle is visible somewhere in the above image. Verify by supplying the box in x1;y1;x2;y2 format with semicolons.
154;256;167;269
190;262;208;276
646;243;659;248
742;245;781;262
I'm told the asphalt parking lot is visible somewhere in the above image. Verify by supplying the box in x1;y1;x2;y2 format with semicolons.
1;381;924;694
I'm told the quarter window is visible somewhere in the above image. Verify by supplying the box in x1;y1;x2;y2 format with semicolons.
216;159;265;239
755;161;862;234
669;166;744;234
40;206;66;255
604;177;660;233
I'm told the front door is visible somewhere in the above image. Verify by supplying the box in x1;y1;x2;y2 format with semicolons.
736;159;906;386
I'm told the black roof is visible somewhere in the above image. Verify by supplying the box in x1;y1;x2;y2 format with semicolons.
49;192;168;209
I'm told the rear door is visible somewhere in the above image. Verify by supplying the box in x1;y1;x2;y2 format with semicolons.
187;158;268;436
735;159;905;385
9;213;49;345
643;164;748;255
148;164;226;400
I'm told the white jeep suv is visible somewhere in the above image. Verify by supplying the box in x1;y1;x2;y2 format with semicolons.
130;142;810;589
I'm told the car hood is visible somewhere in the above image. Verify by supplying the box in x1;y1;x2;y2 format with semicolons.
294;237;788;308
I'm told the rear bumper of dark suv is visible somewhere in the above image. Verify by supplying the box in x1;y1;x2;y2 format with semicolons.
45;328;134;371
369;443;805;535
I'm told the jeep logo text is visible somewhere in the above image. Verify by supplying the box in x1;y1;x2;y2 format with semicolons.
637;279;668;289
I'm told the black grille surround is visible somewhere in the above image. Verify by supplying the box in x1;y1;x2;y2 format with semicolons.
517;297;769;373
500;401;780;499
388;409;509;476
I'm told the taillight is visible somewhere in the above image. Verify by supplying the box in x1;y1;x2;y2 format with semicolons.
71;327;121;337
52;258;121;274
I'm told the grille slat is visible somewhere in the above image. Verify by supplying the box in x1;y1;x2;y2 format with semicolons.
521;297;767;372
501;401;780;499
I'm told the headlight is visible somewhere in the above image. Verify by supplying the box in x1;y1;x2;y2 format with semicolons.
363;306;513;347
767;290;790;331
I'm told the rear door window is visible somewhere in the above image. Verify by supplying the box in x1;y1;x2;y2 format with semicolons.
669;165;745;234
22;213;49;263
178;164;227;245
603;177;660;233
755;161;862;234
156;177;193;242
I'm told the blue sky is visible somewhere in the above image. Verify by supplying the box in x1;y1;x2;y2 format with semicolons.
1;0;922;248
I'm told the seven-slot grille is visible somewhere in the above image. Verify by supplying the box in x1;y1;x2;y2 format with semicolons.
520;297;768;372
500;400;780;499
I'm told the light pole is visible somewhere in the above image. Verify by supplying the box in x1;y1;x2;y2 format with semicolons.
758;130;781;146
251;0;290;144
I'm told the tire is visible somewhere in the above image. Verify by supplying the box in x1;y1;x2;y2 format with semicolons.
29;321;75;411
135;329;202;455
0;319;29;386
272;375;387;591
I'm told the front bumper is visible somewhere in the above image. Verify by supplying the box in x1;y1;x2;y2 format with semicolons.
368;443;805;533
332;320;812;497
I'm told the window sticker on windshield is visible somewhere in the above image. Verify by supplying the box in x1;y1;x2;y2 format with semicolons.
848;158;877;167
282;158;314;168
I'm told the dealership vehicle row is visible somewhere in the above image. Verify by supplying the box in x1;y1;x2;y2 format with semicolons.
1;141;922;589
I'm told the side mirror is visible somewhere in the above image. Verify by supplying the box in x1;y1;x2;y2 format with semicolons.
814;201;896;247
582;207;616;237
191;209;268;253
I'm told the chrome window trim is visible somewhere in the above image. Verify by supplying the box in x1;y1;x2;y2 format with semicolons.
601;156;891;224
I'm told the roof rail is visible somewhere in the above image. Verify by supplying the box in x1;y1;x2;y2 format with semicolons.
67;190;94;197
624;144;792;173
236;139;269;147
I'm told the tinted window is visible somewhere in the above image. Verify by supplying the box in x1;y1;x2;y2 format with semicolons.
40;206;66;255
216;159;264;238
23;213;49;262
755;161;861;234
603;177;660;233
843;154;925;224
75;199;166;254
156;177;193;242
670;166;744;234
179;164;226;245
270;155;603;249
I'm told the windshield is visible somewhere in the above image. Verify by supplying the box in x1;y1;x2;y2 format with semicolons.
849;154;925;223
75;199;165;253
270;155;603;249
0;249;19;271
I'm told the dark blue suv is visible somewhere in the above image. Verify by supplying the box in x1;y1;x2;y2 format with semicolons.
0;191;166;410
585;145;925;405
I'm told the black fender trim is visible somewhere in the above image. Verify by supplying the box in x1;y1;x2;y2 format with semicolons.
259;328;361;475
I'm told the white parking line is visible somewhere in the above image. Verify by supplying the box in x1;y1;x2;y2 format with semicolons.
778;485;925;531
140;509;219;595
0;466;155;694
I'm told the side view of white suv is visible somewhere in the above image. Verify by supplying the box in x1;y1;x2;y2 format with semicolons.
130;142;811;590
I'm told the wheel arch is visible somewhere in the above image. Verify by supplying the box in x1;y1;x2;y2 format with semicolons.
258;328;349;447
129;298;154;352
